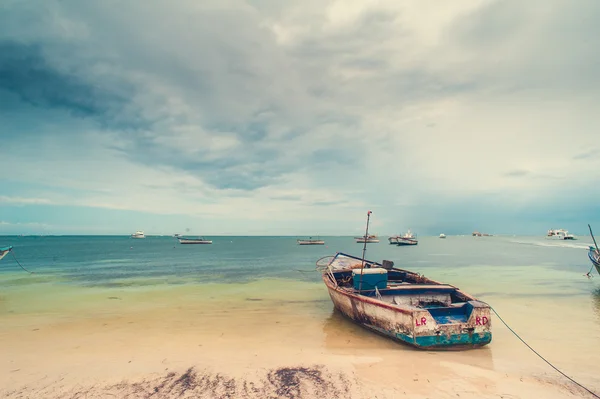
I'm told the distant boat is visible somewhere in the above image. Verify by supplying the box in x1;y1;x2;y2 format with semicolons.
173;233;181;238
297;237;325;245
389;230;418;246
318;251;492;350
439;234;446;239
0;246;12;261
131;231;145;239
178;237;212;244
355;235;379;243
546;229;575;240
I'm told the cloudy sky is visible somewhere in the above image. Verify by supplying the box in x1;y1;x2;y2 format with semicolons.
1;0;599;236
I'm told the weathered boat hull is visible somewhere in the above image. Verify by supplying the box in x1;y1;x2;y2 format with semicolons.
323;274;492;350
590;248;600;275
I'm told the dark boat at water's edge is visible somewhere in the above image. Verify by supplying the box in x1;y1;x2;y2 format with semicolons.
589;247;600;273
0;246;12;261
318;252;492;350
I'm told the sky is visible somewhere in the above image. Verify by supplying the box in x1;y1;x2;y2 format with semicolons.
1;0;599;236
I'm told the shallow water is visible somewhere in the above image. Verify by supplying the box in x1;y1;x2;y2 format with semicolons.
1;234;599;395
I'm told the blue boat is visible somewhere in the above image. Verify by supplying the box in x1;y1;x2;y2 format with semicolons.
589;246;600;272
318;252;492;350
588;224;600;276
0;246;13;262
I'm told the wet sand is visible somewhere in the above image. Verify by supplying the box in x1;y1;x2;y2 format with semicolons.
1;279;599;398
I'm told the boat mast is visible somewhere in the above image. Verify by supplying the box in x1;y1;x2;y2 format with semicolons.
359;210;372;291
589;224;599;252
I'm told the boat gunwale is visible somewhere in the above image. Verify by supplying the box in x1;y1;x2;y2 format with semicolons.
322;252;481;313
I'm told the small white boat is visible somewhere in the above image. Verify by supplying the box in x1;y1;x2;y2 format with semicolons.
297;237;325;245
355;235;379;243
439;234;446;239
178;237;212;244
546;229;575;240
131;231;145;239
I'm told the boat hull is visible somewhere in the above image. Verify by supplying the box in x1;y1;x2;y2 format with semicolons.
395;239;418;246
590;248;600;275
297;240;325;245
0;246;12;261
323;276;492;350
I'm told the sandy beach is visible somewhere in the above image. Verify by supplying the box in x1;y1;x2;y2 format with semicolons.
2;277;598;399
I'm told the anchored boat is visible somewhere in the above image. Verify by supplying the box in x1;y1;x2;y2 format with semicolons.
355;235;379;243
297;237;325;245
0;246;12;261
389;230;418;246
318;252;492;349
318;211;491;350
178;237;213;244
546;229;575;240
589;247;600;271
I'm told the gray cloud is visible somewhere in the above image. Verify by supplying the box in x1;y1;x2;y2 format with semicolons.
1;0;600;233
0;41;140;128
573;149;597;160
504;169;529;178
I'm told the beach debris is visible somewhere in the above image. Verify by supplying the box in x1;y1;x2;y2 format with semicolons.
5;365;353;399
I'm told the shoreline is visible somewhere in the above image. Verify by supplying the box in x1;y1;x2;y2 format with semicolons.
2;280;598;398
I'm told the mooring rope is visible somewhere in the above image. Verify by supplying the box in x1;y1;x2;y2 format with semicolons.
489;305;599;398
10;250;35;274
585;263;595;278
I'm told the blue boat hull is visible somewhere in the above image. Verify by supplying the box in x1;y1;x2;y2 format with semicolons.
590;248;600;275
361;319;492;350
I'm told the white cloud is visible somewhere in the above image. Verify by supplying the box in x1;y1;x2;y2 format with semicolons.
0;196;53;205
1;0;599;234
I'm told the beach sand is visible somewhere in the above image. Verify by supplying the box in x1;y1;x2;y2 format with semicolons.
2;278;598;398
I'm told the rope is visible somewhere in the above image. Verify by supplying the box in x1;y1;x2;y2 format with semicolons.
10;251;35;274
585;263;595;278
489;305;599;398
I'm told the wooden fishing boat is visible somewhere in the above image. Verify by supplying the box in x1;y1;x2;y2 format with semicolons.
178;237;213;244
0;246;12;261
588;225;600;276
589;246;600;271
318;252;492;350
297;237;325;245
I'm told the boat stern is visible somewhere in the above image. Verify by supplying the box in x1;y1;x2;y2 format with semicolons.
407;301;492;349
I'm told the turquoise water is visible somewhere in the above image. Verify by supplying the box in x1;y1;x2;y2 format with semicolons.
0;235;596;292
2;234;600;392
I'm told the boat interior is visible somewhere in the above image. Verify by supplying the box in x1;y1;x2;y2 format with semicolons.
327;254;482;325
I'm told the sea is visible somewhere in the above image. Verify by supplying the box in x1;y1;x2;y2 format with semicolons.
1;234;600;396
